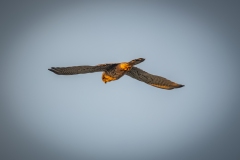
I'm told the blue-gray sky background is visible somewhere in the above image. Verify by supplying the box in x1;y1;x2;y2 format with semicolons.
1;1;239;160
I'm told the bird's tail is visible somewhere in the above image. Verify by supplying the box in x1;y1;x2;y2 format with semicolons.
129;58;145;65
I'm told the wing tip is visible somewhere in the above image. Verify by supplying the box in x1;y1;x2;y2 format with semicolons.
174;84;184;89
48;67;59;75
168;84;184;90
172;83;185;89
178;84;185;88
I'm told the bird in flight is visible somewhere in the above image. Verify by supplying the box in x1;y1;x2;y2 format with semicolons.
48;58;184;90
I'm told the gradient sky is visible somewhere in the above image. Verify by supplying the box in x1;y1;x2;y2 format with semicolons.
1;1;240;160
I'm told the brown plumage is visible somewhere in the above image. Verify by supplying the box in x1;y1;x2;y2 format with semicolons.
48;58;184;90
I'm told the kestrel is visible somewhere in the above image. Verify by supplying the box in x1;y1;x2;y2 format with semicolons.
48;58;184;90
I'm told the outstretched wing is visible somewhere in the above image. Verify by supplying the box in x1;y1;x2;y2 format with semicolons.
126;67;184;90
48;63;117;75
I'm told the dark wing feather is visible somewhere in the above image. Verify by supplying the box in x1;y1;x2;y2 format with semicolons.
48;63;117;75
126;67;184;90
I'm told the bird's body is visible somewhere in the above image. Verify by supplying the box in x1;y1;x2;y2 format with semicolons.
48;58;184;90
102;62;133;83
